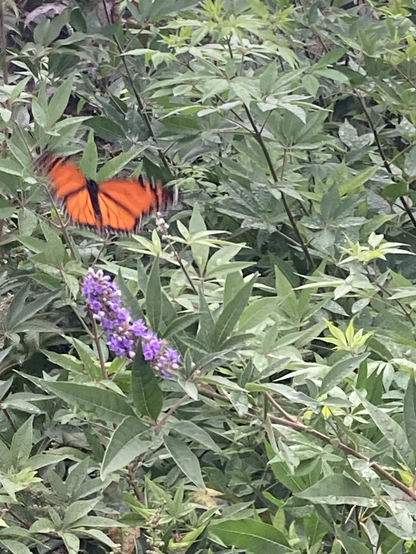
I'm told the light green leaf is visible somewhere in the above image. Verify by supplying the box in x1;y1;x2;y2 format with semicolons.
11;416;33;469
296;475;376;506
209;519;289;554
81;130;97;180
47;72;75;126
63;499;99;528
320;353;369;395
174;420;221;453
358;392;414;470
164;435;205;489
189;203;209;272
404;377;416;451
213;274;257;348
40;382;135;424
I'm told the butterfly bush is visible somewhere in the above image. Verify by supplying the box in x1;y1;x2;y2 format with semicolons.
82;268;180;377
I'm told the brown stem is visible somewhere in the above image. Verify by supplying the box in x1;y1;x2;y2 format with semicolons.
128;461;144;502
243;105;314;269
158;223;199;294
0;0;9;161
4;409;17;431
154;394;190;430
46;190;78;259
197;384;416;501
89;314;108;379
356;94;416;229
365;267;414;325
6;506;30;528
101;0;171;175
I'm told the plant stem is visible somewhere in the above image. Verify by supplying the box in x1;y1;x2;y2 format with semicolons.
356;93;416;229
365;267;414;325
157;217;199;294
155;394;191;430
101;0;171;175
197;384;416;501
89;313;108;379
243;105;314;269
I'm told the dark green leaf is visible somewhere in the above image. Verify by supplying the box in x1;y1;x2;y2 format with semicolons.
320;353;369;395
131;344;163;421
213;274;257;348
209;519;289;554
164;435;205;488
101;416;151;479
146;257;162;333
40;382;135;424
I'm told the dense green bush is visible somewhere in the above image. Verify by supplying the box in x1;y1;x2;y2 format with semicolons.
2;0;416;552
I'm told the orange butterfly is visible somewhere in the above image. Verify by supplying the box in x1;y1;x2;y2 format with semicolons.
37;153;173;233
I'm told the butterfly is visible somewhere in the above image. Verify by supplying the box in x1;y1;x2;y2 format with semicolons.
37;152;173;233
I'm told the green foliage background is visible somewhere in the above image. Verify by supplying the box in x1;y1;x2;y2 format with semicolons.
2;0;416;552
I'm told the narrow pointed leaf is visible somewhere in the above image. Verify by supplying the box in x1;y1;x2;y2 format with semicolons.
132;344;163;421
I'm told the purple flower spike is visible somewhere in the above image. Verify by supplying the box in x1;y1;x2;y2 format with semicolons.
82;268;181;377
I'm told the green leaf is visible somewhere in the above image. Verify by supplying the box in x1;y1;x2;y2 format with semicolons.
10;416;33;469
358;392;414;470
314;68;349;84
197;291;215;347
81;130;97;180
47;72;76;127
302;74;320;96
32;98;47;128
0;377;13;401
0;198;15;219
339;166;377;196
201;79;229;102
260;61;278;95
174;420;221;453
337;529;372;554
275;265;298;319
405;145;416;177
189;203;209;272
18;208;38;236
0;158;22;176
0;540;32;554
296;475;376;506
381;180;408;200
3;286;61;332
320;353;369;395
40;221;65;266
84;116;126;140
131;344;163;421
61;532;80;554
239;297;278;332
314;47;348;68
146;257;162;333
63;499;99;527
96;147;147;181
213;274;257;348
40;382;135;424
164;435;205;488
116;272;144;321
101;416;152;479
72;338;101;379
209;519;289;554
404;377;416;451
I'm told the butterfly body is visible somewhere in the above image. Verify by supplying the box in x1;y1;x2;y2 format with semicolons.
38;153;173;233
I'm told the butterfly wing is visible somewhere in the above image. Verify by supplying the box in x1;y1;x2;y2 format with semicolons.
65;188;99;227
38;153;174;233
39;155;87;199
97;177;173;232
38;154;101;228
